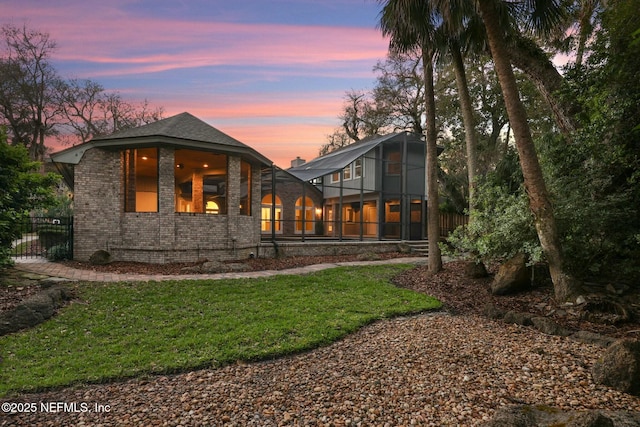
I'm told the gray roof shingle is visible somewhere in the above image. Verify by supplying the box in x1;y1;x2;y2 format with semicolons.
51;112;272;165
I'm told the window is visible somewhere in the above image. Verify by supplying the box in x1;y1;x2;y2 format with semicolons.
240;160;251;216
354;158;363;178
330;158;363;183
295;196;314;233
175;150;227;214
261;194;282;233
386;150;402;175
342;164;351;180
123;148;158;212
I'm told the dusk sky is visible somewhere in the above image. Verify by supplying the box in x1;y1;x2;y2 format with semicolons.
3;0;392;168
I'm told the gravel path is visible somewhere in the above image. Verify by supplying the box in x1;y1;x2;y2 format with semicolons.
3;313;639;426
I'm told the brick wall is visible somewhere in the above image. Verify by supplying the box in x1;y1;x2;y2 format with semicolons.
74;147;264;263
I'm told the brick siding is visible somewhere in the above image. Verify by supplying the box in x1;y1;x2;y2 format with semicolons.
74;147;263;263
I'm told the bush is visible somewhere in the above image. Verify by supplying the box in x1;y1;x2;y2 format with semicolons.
36;224;69;250
444;182;541;264
46;243;71;261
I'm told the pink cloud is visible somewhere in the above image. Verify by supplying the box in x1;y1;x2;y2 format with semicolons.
11;4;389;78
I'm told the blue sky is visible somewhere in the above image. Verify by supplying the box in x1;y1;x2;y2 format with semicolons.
3;0;391;167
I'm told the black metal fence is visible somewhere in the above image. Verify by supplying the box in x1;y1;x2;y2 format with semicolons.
11;216;73;260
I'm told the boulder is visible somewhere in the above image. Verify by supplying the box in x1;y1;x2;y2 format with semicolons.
568;412;614;427
225;262;250;272
464;260;489;278
483;405;638;427
592;339;640;395
483;405;536;426
531;316;572;336
89;249;112;265
503;310;533;326
0;286;73;335
200;260;227;273
491;253;530;295
570;330;616;348
483;303;505;320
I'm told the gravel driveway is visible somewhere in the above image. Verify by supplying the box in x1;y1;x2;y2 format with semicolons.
3;313;639;426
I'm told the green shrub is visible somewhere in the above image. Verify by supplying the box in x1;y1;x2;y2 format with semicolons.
444;182;541;264
46;243;71;261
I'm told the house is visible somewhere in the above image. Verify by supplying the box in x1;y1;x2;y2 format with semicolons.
287;132;432;241
260;166;324;239
51;112;271;263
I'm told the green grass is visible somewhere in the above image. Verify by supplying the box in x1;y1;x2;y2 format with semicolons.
10;240;33;256
0;264;440;396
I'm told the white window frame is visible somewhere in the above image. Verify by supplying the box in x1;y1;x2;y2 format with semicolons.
330;159;364;183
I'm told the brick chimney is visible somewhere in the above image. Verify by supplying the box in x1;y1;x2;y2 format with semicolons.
290;156;306;168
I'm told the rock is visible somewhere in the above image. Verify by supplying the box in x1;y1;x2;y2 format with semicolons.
570;330;616;348
0;286;73;335
356;252;381;261
568;411;614;427
592;339;640;395
491;253;530;295
200;260;227;273
463;260;489;278
483;303;505;320
484;406;622;427
89;249;112;265
530;316;572;336
226;263;250;272
503;310;533;326
483;405;536;426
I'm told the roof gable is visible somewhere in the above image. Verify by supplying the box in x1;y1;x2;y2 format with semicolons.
94;112;247;149
51;112;271;165
288;132;422;181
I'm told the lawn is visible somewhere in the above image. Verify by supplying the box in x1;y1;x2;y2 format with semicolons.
0;264;440;396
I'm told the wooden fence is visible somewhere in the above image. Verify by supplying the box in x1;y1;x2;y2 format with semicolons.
439;212;468;237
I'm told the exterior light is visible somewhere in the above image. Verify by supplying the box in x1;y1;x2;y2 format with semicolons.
203;163;209;168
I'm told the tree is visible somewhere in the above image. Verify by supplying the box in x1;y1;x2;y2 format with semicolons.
372;51;425;135
58;78;165;144
379;0;443;273
0;24;63;161
0;128;58;268
477;0;582;302
1;23;165;157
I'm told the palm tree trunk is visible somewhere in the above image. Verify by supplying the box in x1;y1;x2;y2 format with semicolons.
423;46;442;273
450;45;479;211
478;0;581;302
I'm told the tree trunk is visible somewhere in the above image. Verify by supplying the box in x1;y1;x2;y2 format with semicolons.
478;0;581;302
423;47;442;273
505;35;581;138
450;45;479;211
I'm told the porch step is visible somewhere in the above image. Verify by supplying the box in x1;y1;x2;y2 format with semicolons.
403;240;429;256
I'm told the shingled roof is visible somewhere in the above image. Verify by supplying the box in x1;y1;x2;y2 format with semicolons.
51;112;272;166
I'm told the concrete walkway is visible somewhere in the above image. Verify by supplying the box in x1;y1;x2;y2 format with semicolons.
12;257;427;282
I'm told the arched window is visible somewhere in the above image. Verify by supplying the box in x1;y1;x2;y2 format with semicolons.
261;194;282;233
295;196;314;233
206;200;220;214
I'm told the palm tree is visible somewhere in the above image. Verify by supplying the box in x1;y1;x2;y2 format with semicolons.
378;0;443;273
476;0;582;302
437;2;485;212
